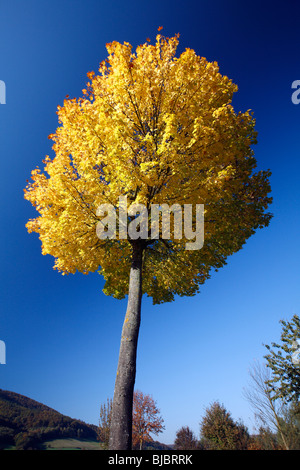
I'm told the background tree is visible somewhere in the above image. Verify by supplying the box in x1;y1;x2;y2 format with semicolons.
244;316;300;450
98;398;112;449
132;390;165;450
24;32;272;449
99;391;164;450
278;401;300;450
264;314;300;403
243;360;290;449
199;401;250;450
174;426;199;450
247;426;281;450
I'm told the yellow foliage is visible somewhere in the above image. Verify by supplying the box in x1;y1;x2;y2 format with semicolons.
24;34;272;304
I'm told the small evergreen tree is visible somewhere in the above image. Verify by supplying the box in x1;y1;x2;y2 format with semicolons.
200;401;249;450
174;426;199;450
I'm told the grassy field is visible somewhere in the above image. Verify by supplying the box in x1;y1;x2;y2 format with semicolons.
39;438;102;450
1;438;102;450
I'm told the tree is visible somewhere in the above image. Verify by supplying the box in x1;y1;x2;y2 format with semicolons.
243;360;290;449
199;401;249;450
24;32;272;450
98;391;164;450
264;314;300;403
98;398;112;449
174;426;199;450
279;401;300;450
247;426;281;450
132;390;165;450
245;317;300;450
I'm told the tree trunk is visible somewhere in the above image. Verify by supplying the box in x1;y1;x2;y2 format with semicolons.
108;241;144;450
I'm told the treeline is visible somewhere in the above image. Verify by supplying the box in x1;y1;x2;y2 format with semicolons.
174;400;300;450
96;314;300;451
175;314;300;451
0;389;98;449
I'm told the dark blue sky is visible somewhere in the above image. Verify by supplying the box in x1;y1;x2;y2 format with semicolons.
0;0;299;443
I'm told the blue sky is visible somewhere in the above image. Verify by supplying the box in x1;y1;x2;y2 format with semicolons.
0;0;299;444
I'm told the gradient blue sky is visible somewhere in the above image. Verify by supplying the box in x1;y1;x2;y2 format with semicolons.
0;0;299;444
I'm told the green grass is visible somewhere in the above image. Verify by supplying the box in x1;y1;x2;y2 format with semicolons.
0;444;16;450
1;438;102;450
39;438;102;450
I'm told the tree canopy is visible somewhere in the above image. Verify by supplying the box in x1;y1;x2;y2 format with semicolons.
24;33;272;305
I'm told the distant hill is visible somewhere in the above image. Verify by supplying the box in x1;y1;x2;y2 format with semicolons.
0;389;99;449
142;440;174;450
